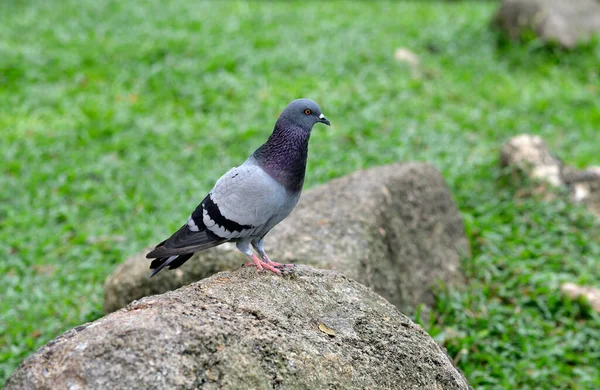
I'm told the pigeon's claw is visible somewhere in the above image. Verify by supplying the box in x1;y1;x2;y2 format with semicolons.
244;254;281;275
260;251;296;269
266;259;296;269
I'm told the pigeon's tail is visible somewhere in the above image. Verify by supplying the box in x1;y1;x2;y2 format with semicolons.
146;218;229;277
149;253;194;277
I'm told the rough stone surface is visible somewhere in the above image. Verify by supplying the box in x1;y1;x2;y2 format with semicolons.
6;267;472;390
492;0;600;48
105;163;469;314
501;134;600;218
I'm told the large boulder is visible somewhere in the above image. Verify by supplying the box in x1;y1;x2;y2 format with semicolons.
492;0;600;48
105;163;469;313
501;134;600;218
6;267;471;390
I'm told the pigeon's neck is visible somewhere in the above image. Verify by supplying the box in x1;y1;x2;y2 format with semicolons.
252;118;311;193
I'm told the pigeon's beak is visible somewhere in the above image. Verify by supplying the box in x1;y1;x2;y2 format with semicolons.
317;113;331;126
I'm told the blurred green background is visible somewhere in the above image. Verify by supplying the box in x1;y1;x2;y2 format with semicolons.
1;0;599;388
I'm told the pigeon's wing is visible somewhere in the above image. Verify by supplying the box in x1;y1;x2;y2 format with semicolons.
145;222;228;259
146;160;286;259
201;160;288;239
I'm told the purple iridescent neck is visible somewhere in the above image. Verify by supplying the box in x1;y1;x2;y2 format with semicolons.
252;117;311;192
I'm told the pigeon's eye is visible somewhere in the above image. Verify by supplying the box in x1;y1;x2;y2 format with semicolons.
304;109;311;115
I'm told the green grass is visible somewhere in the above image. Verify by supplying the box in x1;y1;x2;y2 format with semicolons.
421;180;600;388
1;0;599;388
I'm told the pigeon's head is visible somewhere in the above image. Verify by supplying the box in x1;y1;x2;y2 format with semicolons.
279;98;330;130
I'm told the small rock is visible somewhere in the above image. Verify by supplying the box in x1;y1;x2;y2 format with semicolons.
500;134;563;187
561;282;600;312
394;47;420;66
501;134;600;218
568;166;600;218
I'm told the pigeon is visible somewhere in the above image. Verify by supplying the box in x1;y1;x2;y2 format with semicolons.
146;98;330;277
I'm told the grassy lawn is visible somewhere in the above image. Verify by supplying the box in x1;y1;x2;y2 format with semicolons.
1;0;599;388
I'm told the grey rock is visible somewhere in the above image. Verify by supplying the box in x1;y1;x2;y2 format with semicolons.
104;163;469;314
492;0;600;48
501;134;600;218
6;267;471;390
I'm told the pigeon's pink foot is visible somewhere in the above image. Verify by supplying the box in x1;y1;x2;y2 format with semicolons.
244;254;281;275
